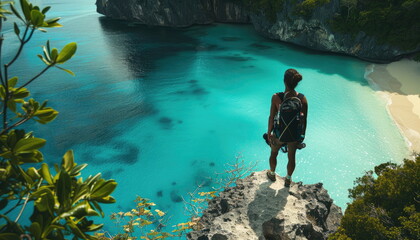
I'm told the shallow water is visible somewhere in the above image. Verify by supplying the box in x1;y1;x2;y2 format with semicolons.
3;0;409;235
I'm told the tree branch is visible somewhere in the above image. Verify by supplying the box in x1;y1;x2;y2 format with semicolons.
5;25;29;68
1;25;30;131
16;65;52;91
0;115;31;135
0;18;4;86
23;28;35;44
3;198;23;215
14;192;30;223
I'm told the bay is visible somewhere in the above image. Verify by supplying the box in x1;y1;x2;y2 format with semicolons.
2;0;409;235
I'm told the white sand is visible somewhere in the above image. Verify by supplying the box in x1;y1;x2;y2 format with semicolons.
367;59;420;154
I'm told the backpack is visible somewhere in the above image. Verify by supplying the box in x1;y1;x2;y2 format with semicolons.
273;92;304;142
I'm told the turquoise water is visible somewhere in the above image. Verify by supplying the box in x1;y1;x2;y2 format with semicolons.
3;0;409;235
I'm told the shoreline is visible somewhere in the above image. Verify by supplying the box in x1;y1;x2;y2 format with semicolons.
366;59;420;155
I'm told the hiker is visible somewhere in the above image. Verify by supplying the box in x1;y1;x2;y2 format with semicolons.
266;68;308;187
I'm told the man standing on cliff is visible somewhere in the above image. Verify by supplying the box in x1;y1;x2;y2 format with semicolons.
265;68;308;187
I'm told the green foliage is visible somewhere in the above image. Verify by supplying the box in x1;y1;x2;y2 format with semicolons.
95;196;193;240
333;0;420;50
0;1;12;18
329;157;420;240
98;157;256;239
294;0;331;18
0;0;117;239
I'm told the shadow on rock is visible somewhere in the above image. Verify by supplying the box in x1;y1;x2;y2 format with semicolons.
247;182;289;238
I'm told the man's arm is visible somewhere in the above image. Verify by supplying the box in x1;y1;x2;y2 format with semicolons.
301;96;308;136
267;94;279;136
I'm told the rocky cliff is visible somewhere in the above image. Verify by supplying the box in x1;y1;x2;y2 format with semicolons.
95;0;419;62
187;171;342;240
95;0;249;27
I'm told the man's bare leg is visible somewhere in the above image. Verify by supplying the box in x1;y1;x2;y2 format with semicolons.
286;142;297;176
269;150;279;172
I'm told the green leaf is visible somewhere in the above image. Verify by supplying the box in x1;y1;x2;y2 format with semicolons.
46;22;62;28
7;98;17;113
0;198;8;211
19;0;31;21
42;224;65;238
94;195;116;204
37;54;51;66
40;163;53;184
56;65;75;76
6;130;18;148
17;151;43;163
13;22;20;37
70;163;87;177
0;151;12;159
30;9;44;27
19;166;33;185
60;202;99;219
0;233;20;240
13;87;30;98
91;200;104;217
72;184;89;204
27;167;41;180
34;188;54;214
62;150;75;172
45;17;60;24
86;223;104;232
90;180;117;199
14;137;46;153
57;170;71;209
0;85;5;99
66;218;87;239
56;42;77;64
29;222;42;239
86;173;101;186
7;77;18;88
40;100;48;109
46;40;51;57
41;6;50;14
10;3;24;22
51;48;58;61
34;108;57;117
42;44;51;61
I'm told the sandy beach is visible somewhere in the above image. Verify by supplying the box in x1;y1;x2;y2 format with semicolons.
367;59;420;154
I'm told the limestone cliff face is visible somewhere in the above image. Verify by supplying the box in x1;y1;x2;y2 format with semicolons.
250;0;416;62
187;171;342;240
95;0;249;27
96;0;419;62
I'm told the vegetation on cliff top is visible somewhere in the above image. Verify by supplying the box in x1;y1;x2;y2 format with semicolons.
238;0;419;53
333;0;420;51
329;156;420;240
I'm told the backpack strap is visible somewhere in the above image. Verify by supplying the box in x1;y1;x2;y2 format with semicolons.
297;93;304;100
278;92;304;101
276;92;284;102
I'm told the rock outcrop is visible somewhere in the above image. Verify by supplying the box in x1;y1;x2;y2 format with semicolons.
187;171;342;240
95;0;250;27
95;0;419;62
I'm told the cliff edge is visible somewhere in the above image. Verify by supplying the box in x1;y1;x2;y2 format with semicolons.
187;171;342;240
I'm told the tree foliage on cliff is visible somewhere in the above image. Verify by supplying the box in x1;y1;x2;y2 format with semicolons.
238;0;331;21
333;0;420;50
329;156;420;240
0;0;116;239
294;0;331;18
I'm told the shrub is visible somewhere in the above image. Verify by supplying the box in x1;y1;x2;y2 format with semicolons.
0;1;117;239
329;156;420;240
